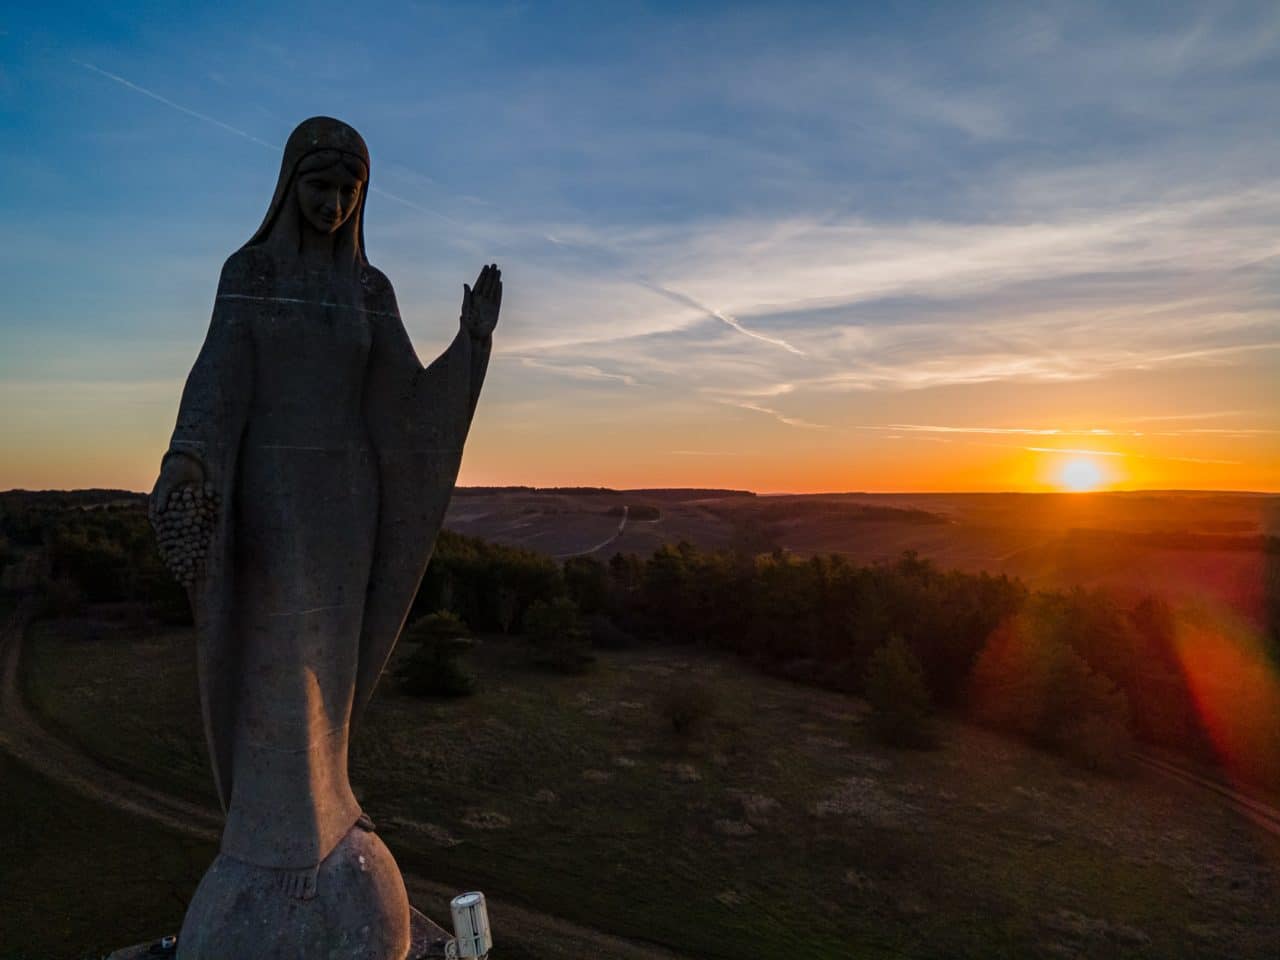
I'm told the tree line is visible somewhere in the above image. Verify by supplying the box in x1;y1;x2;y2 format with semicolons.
4;493;1277;783
425;534;1278;780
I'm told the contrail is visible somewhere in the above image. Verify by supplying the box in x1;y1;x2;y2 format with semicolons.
542;234;807;356
366;185;467;229
634;279;806;356
75;61;281;150
717;311;806;356
721;398;826;429
76;60;461;226
78;60;807;358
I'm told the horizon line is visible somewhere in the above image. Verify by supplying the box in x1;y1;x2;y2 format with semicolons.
3;485;1277;498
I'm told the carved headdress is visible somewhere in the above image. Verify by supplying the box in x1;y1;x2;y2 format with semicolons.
245;116;372;262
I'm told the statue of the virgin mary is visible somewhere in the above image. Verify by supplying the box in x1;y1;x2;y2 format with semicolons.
150;116;500;958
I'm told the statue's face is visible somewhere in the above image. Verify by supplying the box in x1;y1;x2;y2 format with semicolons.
295;161;365;235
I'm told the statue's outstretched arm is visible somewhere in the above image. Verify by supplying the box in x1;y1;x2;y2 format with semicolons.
354;265;499;731
428;263;499;417
366;264;499;430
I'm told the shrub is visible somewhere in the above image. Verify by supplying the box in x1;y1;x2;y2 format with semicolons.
495;586;517;634
415;529;564;633
395;612;477;698
865;636;935;748
661;680;717;737
1065;712;1134;775
524;596;594;674
970;615;1134;771
585;613;634;650
396;642;476;698
564;556;611;614
405;609;471;645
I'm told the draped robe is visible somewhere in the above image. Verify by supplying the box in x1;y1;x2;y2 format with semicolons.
164;120;490;880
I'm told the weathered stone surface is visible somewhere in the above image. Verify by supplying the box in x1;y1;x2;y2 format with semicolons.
147;116;500;957
178;825;410;959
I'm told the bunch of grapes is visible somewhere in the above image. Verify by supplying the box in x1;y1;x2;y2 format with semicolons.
151;482;220;587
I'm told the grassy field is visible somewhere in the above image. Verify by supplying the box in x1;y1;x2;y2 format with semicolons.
19;612;1280;959
0;755;656;960
0;754;215;959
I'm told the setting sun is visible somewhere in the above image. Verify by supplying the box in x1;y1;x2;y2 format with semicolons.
1059;457;1105;492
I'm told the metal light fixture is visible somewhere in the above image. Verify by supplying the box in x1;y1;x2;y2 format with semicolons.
446;891;493;958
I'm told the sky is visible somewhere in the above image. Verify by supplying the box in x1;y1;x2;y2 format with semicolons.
1;1;1278;493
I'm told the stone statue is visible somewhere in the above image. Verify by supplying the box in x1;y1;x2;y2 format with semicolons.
149;116;500;958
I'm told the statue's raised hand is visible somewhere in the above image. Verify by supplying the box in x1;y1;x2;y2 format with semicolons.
461;263;502;340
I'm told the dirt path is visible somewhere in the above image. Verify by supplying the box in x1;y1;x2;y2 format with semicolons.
0;605;686;960
0;600;222;842
556;504;629;559
1136;751;1280;838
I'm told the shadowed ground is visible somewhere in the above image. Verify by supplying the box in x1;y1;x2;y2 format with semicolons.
10;606;1280;959
0;605;685;960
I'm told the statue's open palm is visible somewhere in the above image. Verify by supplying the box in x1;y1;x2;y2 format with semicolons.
462;263;502;339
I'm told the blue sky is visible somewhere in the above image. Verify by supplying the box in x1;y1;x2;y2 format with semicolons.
2;1;1278;491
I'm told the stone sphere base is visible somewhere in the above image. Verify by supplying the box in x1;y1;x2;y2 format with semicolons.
177;825;411;960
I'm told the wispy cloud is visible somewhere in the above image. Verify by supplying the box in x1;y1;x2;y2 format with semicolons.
27;4;1276;492
632;280;805;356
1155;454;1245;465
1025;446;1243;466
515;356;637;386
719;399;826;430
703;382;796;399
1117;410;1259;423
1158;427;1280;436
862;423;1276;449
1024;446;1126;458
74;52;1280;408
863;424;1111;437
506;177;1280;408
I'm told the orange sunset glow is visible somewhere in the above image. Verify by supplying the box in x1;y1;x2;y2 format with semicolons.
4;398;1274;494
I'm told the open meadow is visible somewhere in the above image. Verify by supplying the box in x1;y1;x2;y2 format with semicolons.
15;610;1280;960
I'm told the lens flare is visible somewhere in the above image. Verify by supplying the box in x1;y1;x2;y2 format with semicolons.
1173;608;1280;791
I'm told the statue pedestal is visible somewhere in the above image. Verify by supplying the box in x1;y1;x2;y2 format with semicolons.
175;823;423;958
106;906;453;959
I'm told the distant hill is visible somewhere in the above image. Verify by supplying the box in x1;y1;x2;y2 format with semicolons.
455;485;756;500
3;485;1274;620
441;488;1278;623
0;489;147;510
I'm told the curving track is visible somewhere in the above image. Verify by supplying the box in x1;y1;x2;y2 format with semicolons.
1135;751;1280;838
555;504;629;559
0;599;222;842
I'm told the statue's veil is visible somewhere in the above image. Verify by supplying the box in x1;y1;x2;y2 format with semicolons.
242;116;371;264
